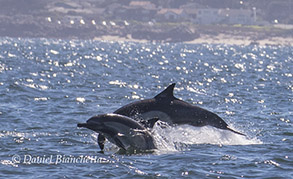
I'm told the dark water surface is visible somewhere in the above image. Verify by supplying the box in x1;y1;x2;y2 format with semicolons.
0;38;292;178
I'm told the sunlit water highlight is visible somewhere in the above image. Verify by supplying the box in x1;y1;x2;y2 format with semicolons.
0;38;292;178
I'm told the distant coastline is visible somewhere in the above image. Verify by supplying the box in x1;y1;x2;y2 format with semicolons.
1;19;292;46
0;0;292;46
93;34;293;46
91;23;293;46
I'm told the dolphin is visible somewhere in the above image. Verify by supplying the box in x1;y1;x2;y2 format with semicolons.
77;113;157;152
114;83;244;136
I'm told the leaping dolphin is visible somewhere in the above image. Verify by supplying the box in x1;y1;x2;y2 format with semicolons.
77;113;157;152
114;83;244;135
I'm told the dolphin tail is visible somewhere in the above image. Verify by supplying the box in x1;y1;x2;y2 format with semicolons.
227;127;246;136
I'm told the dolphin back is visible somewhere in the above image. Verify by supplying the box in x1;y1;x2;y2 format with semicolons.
114;83;245;136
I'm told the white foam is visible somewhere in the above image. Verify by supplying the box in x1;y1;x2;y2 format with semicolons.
151;122;262;153
91;121;262;154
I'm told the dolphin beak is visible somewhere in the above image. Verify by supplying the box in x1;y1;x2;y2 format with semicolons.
77;121;102;132
77;123;87;128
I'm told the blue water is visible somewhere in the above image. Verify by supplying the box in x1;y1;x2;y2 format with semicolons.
0;38;292;178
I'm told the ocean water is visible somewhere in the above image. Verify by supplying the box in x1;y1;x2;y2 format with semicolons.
0;38;292;178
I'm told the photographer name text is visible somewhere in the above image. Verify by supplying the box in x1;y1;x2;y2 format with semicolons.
11;154;110;165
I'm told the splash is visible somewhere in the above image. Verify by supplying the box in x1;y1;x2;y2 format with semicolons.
91;121;262;155
151;121;262;153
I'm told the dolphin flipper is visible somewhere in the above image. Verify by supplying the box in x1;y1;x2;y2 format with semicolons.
98;134;106;150
139;117;159;128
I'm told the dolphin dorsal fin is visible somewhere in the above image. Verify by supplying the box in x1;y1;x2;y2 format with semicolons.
154;83;176;100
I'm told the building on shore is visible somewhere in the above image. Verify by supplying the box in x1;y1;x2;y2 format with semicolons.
156;8;189;22
193;8;255;25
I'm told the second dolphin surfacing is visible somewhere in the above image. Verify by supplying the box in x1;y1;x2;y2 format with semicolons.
77;113;157;152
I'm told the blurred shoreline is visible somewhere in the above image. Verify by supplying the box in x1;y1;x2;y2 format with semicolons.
93;33;293;46
1;0;292;46
1;21;292;46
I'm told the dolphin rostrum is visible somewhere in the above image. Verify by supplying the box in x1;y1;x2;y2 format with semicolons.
114;83;244;136
77;113;157;152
